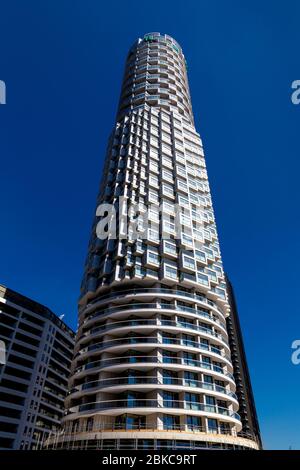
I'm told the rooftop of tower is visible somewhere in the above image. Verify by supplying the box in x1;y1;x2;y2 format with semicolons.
119;31;193;123
127;32;184;56
140;32;183;52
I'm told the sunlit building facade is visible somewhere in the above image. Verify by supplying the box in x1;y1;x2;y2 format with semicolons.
50;32;260;450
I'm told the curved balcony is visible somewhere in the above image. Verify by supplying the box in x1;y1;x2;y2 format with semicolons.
79;317;228;351
82;288;226;322
81;303;227;338
83;303;227;344
67;399;241;427
69;376;238;402
73;355;235;383
77;336;231;364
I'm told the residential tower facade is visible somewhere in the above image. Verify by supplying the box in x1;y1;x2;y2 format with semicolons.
50;32;260;450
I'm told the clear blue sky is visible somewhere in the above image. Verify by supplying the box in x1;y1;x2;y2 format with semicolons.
0;0;299;450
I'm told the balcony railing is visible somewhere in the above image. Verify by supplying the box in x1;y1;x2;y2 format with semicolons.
74;355;235;380
80;335;228;357
84;302;226;332
85;318;226;344
69;399;240;421
72;376;237;399
84;287;225;318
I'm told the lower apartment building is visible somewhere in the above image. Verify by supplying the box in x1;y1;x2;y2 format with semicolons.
0;284;75;449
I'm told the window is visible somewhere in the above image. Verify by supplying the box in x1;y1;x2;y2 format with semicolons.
149;161;159;173
150;148;159;159
162;184;174;198
162;200;175;215
187;415;201;431
148;190;159;203
185;392;199;410
181;233;193;247
202;356;211;369
197;272;209;286
150;136;159;146
219;422;230;435
176;165;186;177
149;175;159;187
177;315;193;326
149;209;159;223
200;338;210;352
164;264;178;280
162;169;173;182
195;250;206;263
163;414;179;430
183;352;197;367
147;250;159;265
182;255;195;270
163;391;178;408
162;144;172;156
184;371;198;387
188;178;197;190
151;125;159;137
163;220;175;234
182;334;195;347
162;351;177;364
203;375;213;389
193;229;204;242
181;214;191;226
207;418;218;434
178;195;189;207
163;240;177;255
213;361;223;374
162;156;173;168
115;414;145;430
205;396;216;413
177;180;188;193
176;153;185;165
162;332;177;345
189;193;198;204
163;370;177;385
146;268;158;278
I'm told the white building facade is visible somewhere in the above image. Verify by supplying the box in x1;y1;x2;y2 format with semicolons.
50;32;260;450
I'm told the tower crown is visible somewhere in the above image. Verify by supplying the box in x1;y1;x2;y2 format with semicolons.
117;32;193;124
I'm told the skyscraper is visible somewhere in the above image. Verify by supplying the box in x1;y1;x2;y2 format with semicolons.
50;32;261;450
0;284;75;449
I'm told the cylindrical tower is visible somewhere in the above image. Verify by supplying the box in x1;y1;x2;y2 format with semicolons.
116;32;194;124
48;33;260;450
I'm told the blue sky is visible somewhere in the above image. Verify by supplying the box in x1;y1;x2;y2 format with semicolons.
0;0;299;449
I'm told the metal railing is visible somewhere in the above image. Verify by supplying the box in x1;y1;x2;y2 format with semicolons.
83;288;225;318
67;399;240;421
74;355;235;380
83;303;227;344
79;335;228;358
70;376;237;399
86;317;225;340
